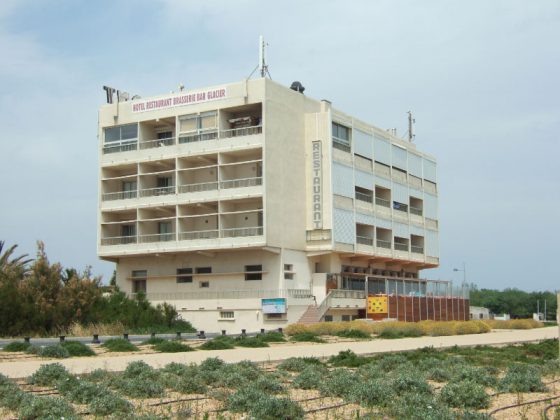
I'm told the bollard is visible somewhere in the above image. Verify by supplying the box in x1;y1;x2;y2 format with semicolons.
176;332;182;340
260;328;265;334
151;332;156;339
241;329;247;338
277;327;283;334
24;337;30;344
123;333;129;341
199;330;206;339
221;330;226;336
59;336;65;342
92;334;100;344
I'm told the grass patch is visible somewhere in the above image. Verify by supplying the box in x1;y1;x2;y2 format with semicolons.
102;338;139;352
257;331;286;342
290;332;325;343
199;335;235;350
60;341;96;357
499;364;546;392
153;340;194;353
277;357;323;372
2;341;31;352
328;350;371;367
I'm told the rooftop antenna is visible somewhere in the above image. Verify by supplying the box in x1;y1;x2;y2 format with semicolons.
248;35;272;79
407;111;416;142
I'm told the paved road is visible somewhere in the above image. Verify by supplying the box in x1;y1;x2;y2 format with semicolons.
0;327;557;379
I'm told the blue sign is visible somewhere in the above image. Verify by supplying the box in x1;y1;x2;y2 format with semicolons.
262;298;287;314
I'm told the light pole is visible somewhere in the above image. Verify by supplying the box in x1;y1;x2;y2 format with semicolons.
453;262;467;298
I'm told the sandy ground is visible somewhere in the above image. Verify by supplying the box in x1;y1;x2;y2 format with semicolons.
0;327;556;379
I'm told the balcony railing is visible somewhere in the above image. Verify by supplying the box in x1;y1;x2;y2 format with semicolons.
376;239;391;249
356;236;374;246
179;230;219;240
220;125;262;138
355;192;373;203
333;139;351;153
410;206;423;216
178;181;218;194
135;288;313;301
139;137;175;149
331;289;366;299
139;186;175;197
394;243;409;252
178;130;218;144
103;141;138;154
375;197;390;208
102;191;137;201
139;233;175;243
100;236;137;245
221;226;263;238
411;245;424;254
220;177;262;189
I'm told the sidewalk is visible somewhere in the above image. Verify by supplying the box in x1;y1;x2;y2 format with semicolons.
0;327;557;379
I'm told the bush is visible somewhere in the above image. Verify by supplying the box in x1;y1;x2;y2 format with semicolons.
391;374;433;395
257;331;286;342
60;341;96;357
199;357;225;371
141;336;166;345
456;321;483;335
123;360;157;379
452;366;497;388
484;319;544;330
351;378;394;407
0;376;26;410
284;323;311;336
199;336;235;350
499;364;546;392
319;368;356;398
102;338;139;352
86;369;112;384
227;387;265;412
173;375;207;394
37;344;70;359
376;354;409;371
277;357;323;372
249;396;304;420
290;332;325;343
153;340;194;353
89;393;133;416
254;375;285;394
57;376;109;404
292;366;325;389
388;392;454;420
113;375;165;398
328;350;370;367
427;367;452;382
334;329;371;339
29;363;71;386
2;341;31;352
18;395;76;420
440;381;490;409
234;336;269;348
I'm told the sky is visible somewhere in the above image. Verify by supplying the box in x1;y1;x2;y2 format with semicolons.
0;0;558;291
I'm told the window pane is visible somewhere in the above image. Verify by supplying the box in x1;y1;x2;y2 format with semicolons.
195;267;212;274
104;127;121;143
177;268;192;283
200;112;217;130
120;124;138;140
179;116;197;132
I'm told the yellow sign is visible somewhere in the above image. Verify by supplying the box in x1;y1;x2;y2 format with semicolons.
368;296;388;314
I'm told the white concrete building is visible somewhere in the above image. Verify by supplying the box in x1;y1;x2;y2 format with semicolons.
98;78;441;332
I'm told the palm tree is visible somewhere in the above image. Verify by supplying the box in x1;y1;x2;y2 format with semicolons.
0;241;32;275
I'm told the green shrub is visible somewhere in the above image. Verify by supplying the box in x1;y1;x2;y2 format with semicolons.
277;357;323;372
112;375;165;398
388;392;454;420
29;363;71;386
227;387;265;412
460;411;493;420
3;341;31;352
199;357;225;371
123;360;157;379
257;331;286;342
292;366;324;390
290;332;325;343
18;395;76;420
173;375;207;394
376;354;409;371
141;336;166;345
254;374;285;394
499;364;546;393
89;393;133;416
25;345;40;355
328;349;370;367
60;341;96;357
391;374;433;395
440;381;490;409
427;367;452;382
357;363;383;380
379;326;423;339
102;338;139;352
57;376;109;404
319;368;356;398
199;336;235;350
350;378;394;407
234;336;269;348
37;344;70;359
0;377;26;410
249;396;304;420
452;366;497;388
86;369;112;384
161;362;191;376
153;340;194;353
334;329;371;339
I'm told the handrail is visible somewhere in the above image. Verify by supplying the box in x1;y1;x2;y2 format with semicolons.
375;197;390;207
178;181;218;193
178;130;218;144
410;206;423;216
331;289;366;299
100;236;137;245
103;141;138;154
221;227;263;238
139;136;175;149
102;190;137;201
220;125;262;138
139;186;175;197
394;243;409;252
179;230;219;240
355;191;373;203
411;245;424;254
139;233;175;243
220;177;262;189
356;236;374;246
135;288;313;301
376;239;391;249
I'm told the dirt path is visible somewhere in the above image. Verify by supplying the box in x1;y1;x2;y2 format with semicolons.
0;327;557;379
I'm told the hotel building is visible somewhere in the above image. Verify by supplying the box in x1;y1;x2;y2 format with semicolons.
98;78;466;332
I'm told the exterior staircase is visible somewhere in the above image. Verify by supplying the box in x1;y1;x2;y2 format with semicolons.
298;305;323;324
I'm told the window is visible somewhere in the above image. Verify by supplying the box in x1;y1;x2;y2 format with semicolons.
265;313;284;319
284;264;294;280
178;112;218;142
157;131;173;140
324;315;333;322
176;268;192;283
131;270;147;293
122;181;137;199
332;122;351;152
245;265;262;281
195;267;212;274
219;311;234;319
341;315;351;322
199;281;209;288
393;201;408;212
104;123;138;143
121;224;136;237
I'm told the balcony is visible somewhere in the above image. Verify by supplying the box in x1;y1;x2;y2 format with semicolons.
100;236;137;246
178;181;218;194
178;130;218;144
375;196;390;208
139;233;175;243
357;236;374;246
102;190;137;201
139;186;175;197
376;239;391;249
410;206;423;216
220;125;262;138
411;245;424;254
179;230;219;240
355;191;373;203
306;229;332;242
394;242;409;252
221;226;263;238
139;136;175;150
220;177;262;189
103;141;137;154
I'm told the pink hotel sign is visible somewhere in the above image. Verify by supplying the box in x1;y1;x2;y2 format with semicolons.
132;87;227;113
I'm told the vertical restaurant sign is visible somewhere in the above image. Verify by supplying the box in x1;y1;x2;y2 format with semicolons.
131;87;227;113
312;141;322;229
